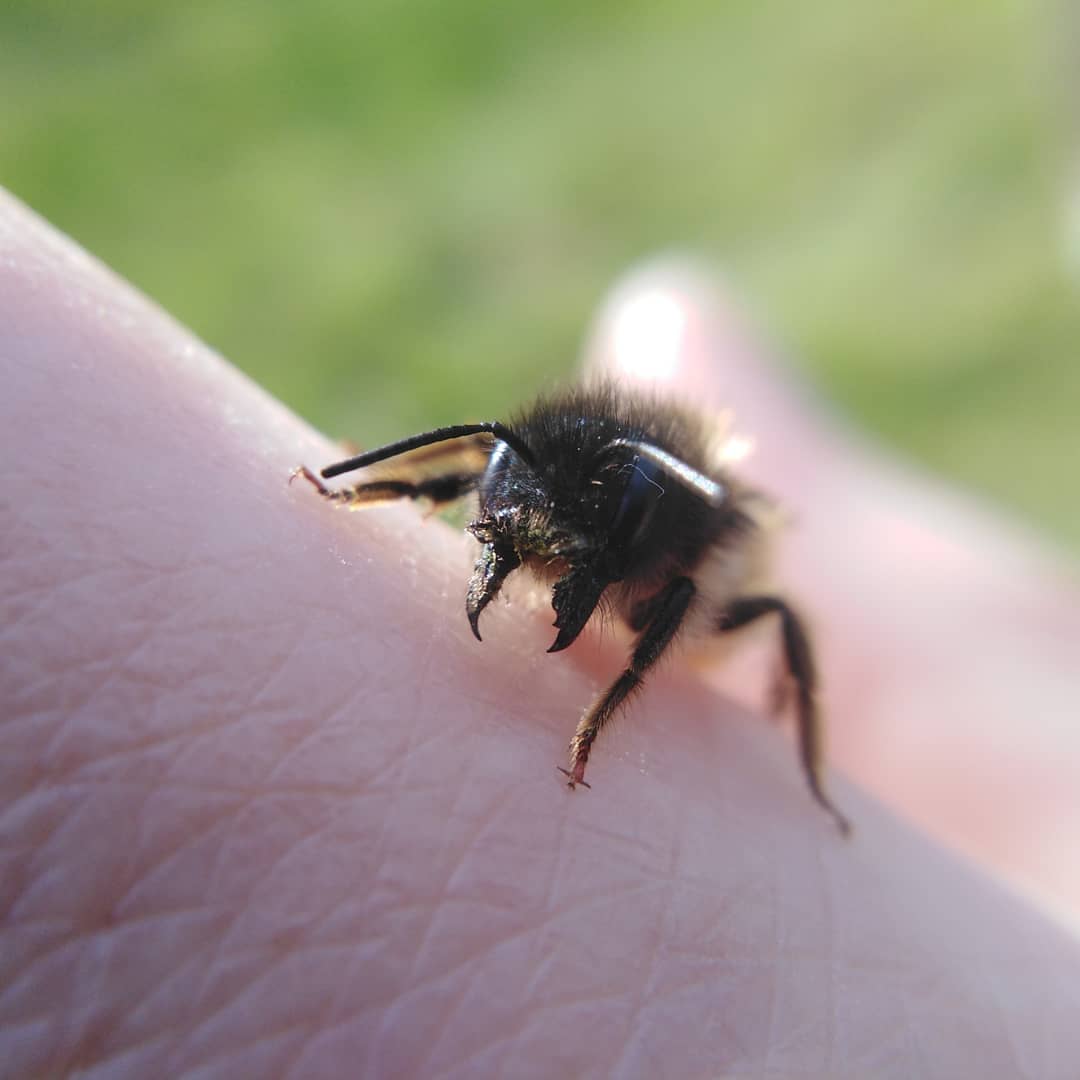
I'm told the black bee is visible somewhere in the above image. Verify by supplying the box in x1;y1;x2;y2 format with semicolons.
296;384;849;834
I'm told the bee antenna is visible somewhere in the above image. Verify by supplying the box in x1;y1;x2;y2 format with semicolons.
320;422;536;479
608;439;726;507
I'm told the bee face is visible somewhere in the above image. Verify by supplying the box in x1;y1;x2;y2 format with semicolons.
298;382;850;834
473;435;673;572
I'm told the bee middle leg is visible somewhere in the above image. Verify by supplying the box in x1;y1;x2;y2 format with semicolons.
560;576;696;789
293;465;478;510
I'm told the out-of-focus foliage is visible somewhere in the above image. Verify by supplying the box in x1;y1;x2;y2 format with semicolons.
3;1;1077;546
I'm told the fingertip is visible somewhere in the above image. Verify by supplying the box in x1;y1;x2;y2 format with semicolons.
582;256;837;499
583;257;761;399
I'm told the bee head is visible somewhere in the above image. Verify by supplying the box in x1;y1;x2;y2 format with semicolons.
467;432;726;651
475;437;675;568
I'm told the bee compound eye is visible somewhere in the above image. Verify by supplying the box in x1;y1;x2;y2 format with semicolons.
609;455;665;549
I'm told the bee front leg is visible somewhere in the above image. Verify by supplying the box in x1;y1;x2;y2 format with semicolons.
464;538;520;642
559;576;696;789
292;465;478;510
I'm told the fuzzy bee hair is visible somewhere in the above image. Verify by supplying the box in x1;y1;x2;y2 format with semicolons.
296;383;849;833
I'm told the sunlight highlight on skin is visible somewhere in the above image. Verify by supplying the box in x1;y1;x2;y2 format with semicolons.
608;288;686;381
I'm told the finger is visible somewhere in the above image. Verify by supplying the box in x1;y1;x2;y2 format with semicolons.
584;259;1080;926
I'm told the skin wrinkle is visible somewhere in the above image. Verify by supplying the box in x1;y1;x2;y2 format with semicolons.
302;829;427;950
619;798;692;1064
62;713;246;789
623;972;736;1078
32;602;236;784
314;900;399;1038
205;807;408;984
277;1024;343;1080
8;943;118;1074
21;829;228;960
134;780;252;912
97;740;234;929
177;1024;315;1080
421;958;625;1079
229;817;375;956
1;591;130;734
43;914;221;1061
165;699;304;793
288;1019;388;1080
442;967;591;1075
411;959;506;1077
177;947;341;1071
0;782;85;890
209;797;342;932
388;868;660;1071
400;977;476;1079
186;865;309;1033
271;689;394;793
257;661;344;793
116;798;246;920
363;736;451;983
433;787;522;920
516;937;559;1012
183;945;289;1061
16;794;132;928
461;1013;593;1080
610;884;684;1078
58;914;199;1058
388;861;542;1055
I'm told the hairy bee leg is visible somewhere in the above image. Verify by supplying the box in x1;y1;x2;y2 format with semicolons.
465;539;520;641
563;576;696;789
291;465;332;495
555;766;590;788
719;596;851;835
293;465;478;510
767;664;793;719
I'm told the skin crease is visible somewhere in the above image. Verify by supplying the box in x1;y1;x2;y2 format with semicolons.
1;189;1079;1078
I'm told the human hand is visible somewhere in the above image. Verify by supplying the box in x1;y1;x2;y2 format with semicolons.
3;191;1079;1077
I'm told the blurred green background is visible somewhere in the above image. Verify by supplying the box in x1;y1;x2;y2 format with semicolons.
4;1;1078;547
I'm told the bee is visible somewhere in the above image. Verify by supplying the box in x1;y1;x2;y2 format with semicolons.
295;383;850;834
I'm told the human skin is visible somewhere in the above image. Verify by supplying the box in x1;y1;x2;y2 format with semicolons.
2;189;1079;1078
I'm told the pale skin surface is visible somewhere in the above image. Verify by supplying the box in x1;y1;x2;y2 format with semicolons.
2;189;1080;1078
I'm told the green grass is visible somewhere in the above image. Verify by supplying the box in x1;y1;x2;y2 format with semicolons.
3;0;1078;547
